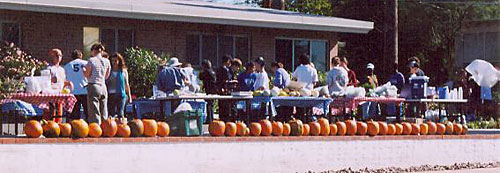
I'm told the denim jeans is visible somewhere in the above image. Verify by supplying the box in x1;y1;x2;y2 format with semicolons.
108;93;127;118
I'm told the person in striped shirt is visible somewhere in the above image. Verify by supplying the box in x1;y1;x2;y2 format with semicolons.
83;43;111;124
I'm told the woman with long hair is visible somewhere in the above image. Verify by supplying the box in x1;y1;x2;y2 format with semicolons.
106;53;132;123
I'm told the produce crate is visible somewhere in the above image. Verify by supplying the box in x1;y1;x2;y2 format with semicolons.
165;110;203;136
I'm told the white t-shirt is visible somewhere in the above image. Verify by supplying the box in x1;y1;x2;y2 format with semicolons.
64;59;88;95
46;65;66;92
326;66;348;95
292;64;318;90
254;70;269;90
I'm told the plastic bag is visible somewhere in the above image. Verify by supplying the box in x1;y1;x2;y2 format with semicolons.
465;59;499;88
25;76;50;94
173;102;193;114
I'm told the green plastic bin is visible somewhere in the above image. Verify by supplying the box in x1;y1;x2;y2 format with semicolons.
165;110;203;136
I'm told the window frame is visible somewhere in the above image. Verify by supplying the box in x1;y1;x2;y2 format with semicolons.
98;27;135;54
0;21;22;46
186;32;251;67
274;37;329;71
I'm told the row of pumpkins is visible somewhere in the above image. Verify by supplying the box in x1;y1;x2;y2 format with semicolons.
208;118;467;137
24;118;170;138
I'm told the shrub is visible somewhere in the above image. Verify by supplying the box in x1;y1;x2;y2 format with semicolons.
125;47;169;98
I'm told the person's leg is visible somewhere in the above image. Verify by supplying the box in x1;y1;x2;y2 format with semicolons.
70;95;82;120
100;87;109;123
81;95;88;122
117;96;127;119
107;93;117;118
87;84;100;124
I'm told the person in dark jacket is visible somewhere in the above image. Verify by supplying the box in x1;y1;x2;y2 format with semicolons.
199;60;217;94
215;55;233;121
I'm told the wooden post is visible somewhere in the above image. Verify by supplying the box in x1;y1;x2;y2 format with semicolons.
386;0;398;74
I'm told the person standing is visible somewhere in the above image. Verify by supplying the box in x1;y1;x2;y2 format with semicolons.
238;62;257;91
64;49;88;120
293;54;318;90
326;56;348;96
253;57;270;91
199;60;217;94
389;63;405;92
106;53;132;123
83;43;111;124
46;48;67;92
156;57;185;95
271;62;290;89
339;57;359;87
362;63;380;120
365;63;379;89
215;55;234;121
181;63;200;93
408;56;425;78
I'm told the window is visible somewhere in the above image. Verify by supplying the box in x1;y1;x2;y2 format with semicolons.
186;34;250;66
83;27;134;57
462;32;500;63
0;22;20;46
275;38;328;72
485;32;500;61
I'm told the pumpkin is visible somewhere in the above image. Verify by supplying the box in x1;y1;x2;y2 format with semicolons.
225;122;237;137
318;118;330;136
302;124;310;136
336;121;347;136
453;123;463;135
356;121;367;136
427;122;437;135
59;123;72;137
128;119;144;137
462;125;468;135
346;120;357;136
309;121;321;136
387;124;396;135
402;122;412;135
289;118;303;136
445;122;454;135
378;122;388;135
282;123;291;136
142;119;158;137
101;118;118;137
244;127;250;136
395;123;403;135
259;119;272;136
209;120;225;136
420;123;429;135
88;123;102;138
236;121;247;136
271;121;284;136
42;120;60;138
24;120;43;138
329;124;338;136
249;122;262;136
410;123;420;135
367;121;379;136
71;119;89;138
157;122;170;137
436;123;446;135
116;124;131;137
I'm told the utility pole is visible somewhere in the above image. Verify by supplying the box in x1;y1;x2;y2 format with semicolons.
386;0;398;74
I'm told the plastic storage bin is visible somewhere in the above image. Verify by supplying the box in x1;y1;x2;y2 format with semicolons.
409;76;429;99
165;110;203;136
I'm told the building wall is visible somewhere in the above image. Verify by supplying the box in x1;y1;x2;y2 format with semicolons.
0;10;338;69
456;20;500;67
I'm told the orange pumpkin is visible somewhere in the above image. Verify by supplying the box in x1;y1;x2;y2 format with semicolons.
378;122;388;135
71;119;89;138
259;119;272;136
336;121;347;136
318;118;330;136
59;123;72;137
225;122;237;137
453;123;463;135
88;123;102;138
282;123;291;136
367;121;379;136
236;121;247;136
309;121;321;136
271;121;284;136
42;120;60;138
402;122;412;135
436;123;446;135
462;125;468;135
346;120;357;136
387;124;396;135
427;122;437;135
329;124;338;136
157;122;170;137
116;124;131;137
101;118;118;137
410;123;420;135
142;119;158;137
356;121;368;136
209;120;225;136
445;122;454;135
302;124;310;136
128;119;144;137
249;122;262;136
395;123;403;135
420;123;429;135
24;120;43;138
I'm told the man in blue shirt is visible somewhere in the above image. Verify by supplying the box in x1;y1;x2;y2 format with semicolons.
238;62;257;91
156;58;185;95
271;62;290;89
389;64;405;92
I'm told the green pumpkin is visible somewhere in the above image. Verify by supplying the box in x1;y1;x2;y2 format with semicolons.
128;119;144;137
289;118;303;136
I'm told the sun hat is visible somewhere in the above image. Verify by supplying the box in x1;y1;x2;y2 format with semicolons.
367;63;375;69
167;57;182;67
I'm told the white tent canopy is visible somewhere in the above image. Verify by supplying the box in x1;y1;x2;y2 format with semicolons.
0;0;373;33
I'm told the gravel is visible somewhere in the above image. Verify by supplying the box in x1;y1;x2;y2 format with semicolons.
308;162;500;173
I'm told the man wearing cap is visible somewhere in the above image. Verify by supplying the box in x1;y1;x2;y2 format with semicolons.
155;57;186;95
362;63;380;120
365;63;379;89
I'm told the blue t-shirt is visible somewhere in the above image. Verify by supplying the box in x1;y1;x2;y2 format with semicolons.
390;72;405;92
237;72;257;91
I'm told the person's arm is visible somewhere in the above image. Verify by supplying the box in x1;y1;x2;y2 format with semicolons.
83;63;92;79
124;70;132;103
105;62;111;79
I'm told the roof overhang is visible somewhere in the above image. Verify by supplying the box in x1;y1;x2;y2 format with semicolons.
0;0;374;33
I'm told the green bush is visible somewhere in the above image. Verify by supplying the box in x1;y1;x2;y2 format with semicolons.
125;47;169;98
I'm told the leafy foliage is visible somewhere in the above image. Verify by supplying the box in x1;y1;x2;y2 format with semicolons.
125;47;169;98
